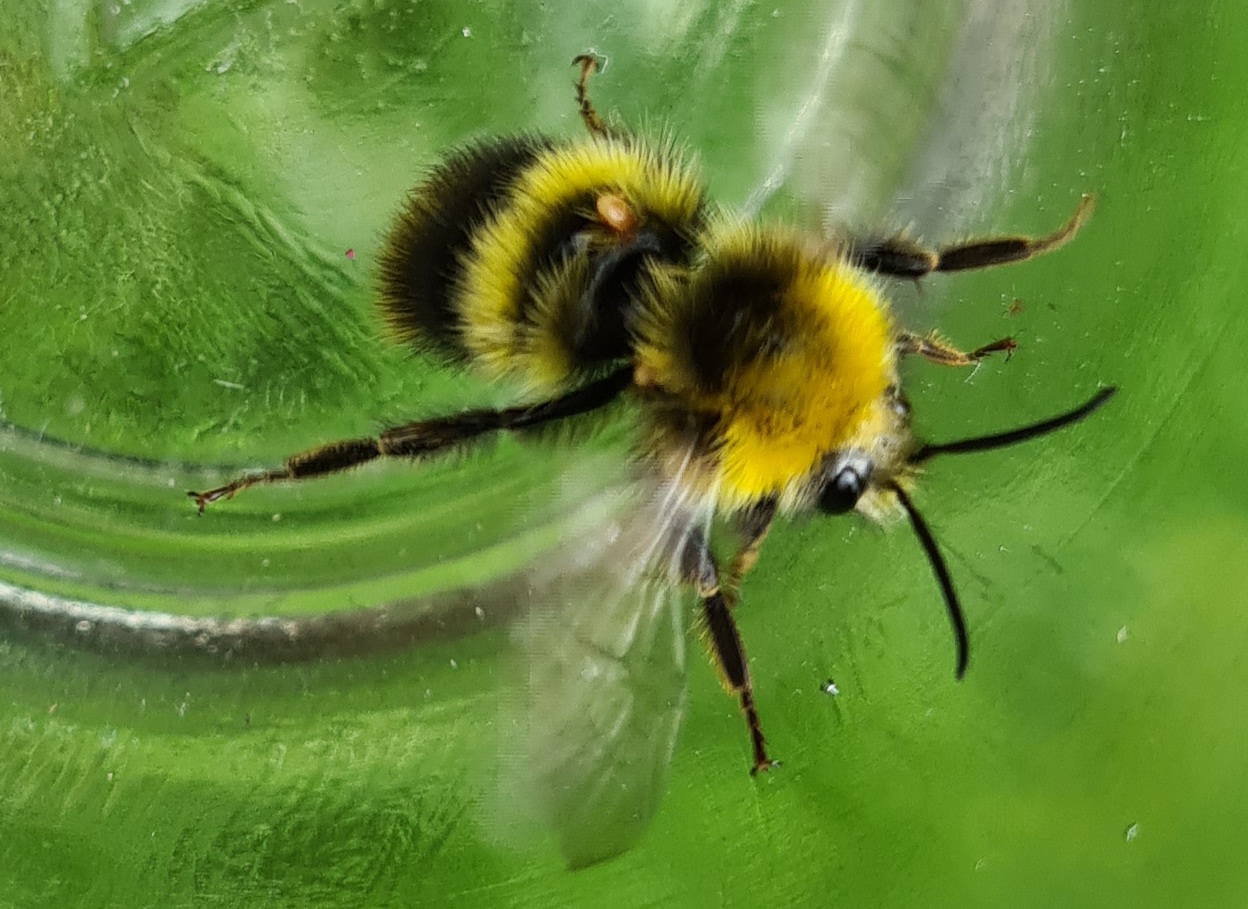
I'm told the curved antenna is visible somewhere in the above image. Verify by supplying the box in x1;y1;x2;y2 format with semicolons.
889;482;969;680
911;387;1117;464
891;385;1116;679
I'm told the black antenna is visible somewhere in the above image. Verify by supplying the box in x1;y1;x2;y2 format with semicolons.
890;482;969;679
911;387;1117;464
896;384;1117;677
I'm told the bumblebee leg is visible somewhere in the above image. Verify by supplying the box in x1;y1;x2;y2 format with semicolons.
703;590;775;774
572;53;611;138
725;498;778;593
681;531;775;774
850;194;1094;278
189;366;632;512
895;331;1017;366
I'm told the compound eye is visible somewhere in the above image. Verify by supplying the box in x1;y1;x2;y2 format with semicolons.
819;468;864;514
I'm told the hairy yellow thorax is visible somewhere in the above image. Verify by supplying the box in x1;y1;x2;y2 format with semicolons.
637;227;896;511
717;263;892;504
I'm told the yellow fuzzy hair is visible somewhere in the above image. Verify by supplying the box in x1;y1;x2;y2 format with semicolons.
637;225;897;511
455;135;703;391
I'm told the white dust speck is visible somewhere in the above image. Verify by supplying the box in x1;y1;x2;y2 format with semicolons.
1125;823;1138;842
1116;626;1128;644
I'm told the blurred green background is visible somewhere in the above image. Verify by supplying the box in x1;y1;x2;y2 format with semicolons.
3;0;1247;906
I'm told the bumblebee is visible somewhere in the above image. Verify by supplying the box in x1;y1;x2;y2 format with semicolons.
190;57;1115;783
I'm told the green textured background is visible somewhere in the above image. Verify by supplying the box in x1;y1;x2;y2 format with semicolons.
3;1;1247;906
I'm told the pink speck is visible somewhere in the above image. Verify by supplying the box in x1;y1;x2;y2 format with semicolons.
345;248;355;260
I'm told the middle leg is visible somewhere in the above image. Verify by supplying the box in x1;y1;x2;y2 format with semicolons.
895;330;1017;367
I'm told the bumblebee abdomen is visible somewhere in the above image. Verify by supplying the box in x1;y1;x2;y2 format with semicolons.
379;135;704;392
378;136;554;361
456;137;705;390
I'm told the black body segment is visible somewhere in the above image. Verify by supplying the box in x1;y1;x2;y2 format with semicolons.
378;135;553;360
656;236;803;396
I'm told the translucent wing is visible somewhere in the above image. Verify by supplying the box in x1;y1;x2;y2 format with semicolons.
498;465;705;868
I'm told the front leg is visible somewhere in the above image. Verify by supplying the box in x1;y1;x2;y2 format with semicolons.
726;497;778;593
682;529;776;775
895;330;1017;367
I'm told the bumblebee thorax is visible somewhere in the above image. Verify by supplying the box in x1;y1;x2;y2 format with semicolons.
635;225;897;511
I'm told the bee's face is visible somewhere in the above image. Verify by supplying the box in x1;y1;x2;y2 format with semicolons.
811;384;915;519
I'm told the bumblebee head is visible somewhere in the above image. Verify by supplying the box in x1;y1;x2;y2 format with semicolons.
810;382;915;519
812;386;1117;678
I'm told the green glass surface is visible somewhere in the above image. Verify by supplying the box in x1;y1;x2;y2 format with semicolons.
3;0;1247;906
